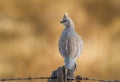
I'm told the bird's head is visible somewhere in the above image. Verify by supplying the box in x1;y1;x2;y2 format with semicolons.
60;13;74;28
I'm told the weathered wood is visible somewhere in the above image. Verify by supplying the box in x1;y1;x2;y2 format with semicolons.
48;66;74;82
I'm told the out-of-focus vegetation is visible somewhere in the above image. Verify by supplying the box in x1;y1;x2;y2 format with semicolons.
0;0;120;82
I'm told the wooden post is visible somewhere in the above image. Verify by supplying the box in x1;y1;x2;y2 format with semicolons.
48;66;74;82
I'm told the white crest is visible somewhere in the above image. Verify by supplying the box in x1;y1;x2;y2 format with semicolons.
65;13;68;16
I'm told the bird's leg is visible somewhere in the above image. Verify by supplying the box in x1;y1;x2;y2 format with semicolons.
67;63;76;80
74;63;77;71
64;68;68;82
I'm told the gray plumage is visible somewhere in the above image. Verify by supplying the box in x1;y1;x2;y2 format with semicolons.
59;13;83;70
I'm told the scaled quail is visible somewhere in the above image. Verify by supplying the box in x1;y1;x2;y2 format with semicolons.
59;13;84;82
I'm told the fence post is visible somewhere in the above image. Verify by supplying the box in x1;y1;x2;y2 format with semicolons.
48;66;74;82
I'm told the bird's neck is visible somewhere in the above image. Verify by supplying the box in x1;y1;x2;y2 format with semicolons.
65;22;75;29
65;25;75;30
63;26;75;34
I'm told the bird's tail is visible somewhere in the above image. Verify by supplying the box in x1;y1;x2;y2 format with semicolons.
64;57;76;70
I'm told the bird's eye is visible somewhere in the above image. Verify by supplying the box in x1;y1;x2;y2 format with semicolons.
60;20;67;23
63;20;67;22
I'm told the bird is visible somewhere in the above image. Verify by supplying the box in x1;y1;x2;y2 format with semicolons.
59;13;84;82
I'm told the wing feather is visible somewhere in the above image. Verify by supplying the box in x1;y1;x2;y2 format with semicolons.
59;35;80;58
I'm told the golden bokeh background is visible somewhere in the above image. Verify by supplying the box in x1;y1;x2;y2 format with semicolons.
0;0;120;82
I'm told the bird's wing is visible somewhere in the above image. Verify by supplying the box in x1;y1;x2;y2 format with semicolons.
59;38;68;57
59;36;79;58
67;37;78;58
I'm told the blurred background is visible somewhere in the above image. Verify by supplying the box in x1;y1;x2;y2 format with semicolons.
0;0;120;82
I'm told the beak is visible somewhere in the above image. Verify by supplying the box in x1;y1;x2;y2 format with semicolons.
60;20;63;23
60;20;66;23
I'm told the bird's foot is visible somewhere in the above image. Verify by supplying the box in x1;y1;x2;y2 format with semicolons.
67;76;74;80
67;69;74;80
